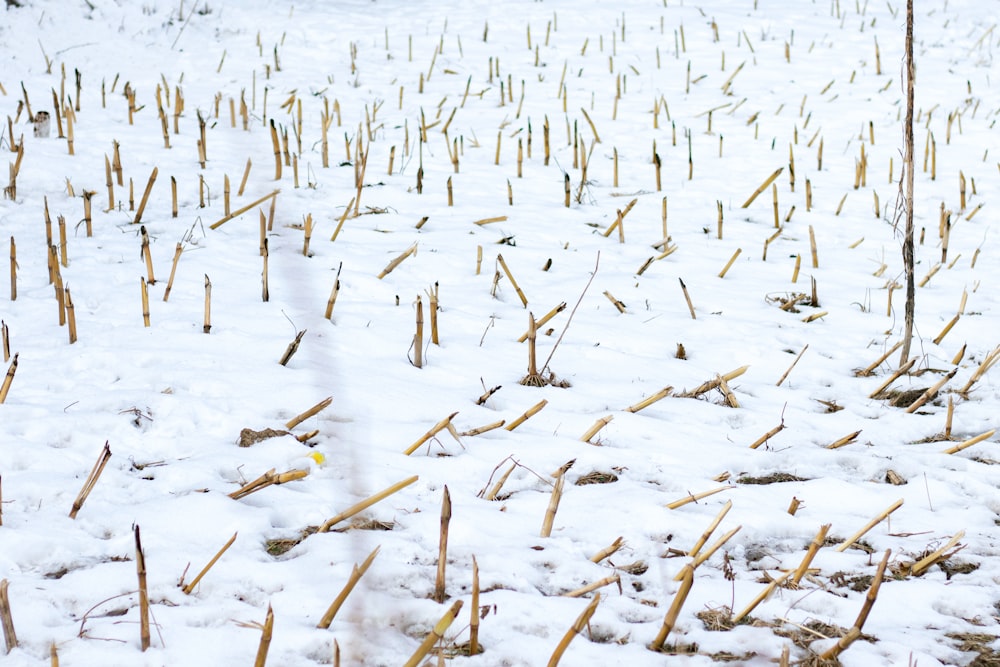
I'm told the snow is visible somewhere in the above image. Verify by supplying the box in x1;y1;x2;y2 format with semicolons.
1;0;999;665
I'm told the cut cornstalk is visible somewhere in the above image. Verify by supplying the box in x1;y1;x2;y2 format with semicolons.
776;345;808;386
279;329;306;366
505;399;548;431
229;469;308;500
563;573;620;598
624;386;673;413
319;475;420;532
433;486;451;603
942;429;995;455
826;429;862;449
957;345;1000;396
834;499;904;551
674;525;742;582
162;245;182;299
688;500;733;558
69;441;112;518
666;485;732;510
741;167;784;208
682;366;749;398
140;277;150;327
182;532;238;594
402;600;463;667
285;396;333;430
202;275;212;333
904;368;957;413
590;537;625;563
209;189;280;229
580;415;614;444
404;412;458;455
497;254;528;307
821;549;890;660
749;421;787;450
518;302;566;342
469;556;480;655
324;262;343;319
317;546;380;628
135;525;150;651
857;340;902;376
0;579;17;653
329;197;356;242
718;248;742;278
133;167;158;225
485;462;517;501
0;353;16;404
540;475;565;537
909;530;965;576
868;358;916;398
377;243;418;279
732;570;793;623
548;594;600;666
649;570;693;651
679;278;696;319
253;605;274;667
791;524;831;585
459;419;505;437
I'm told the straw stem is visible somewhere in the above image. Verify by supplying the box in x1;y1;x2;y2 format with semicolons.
133;167;158;225
624;386;673;413
650;570;693;651
0;354;16;404
377;242;418;279
909;530;965;576
505;399;548;431
667;485;732;510
135;525;150;651
433;486;452;603
590;537;625;563
741;167;784;208
209;190;280;229
732;570;793;623
253;605;274;667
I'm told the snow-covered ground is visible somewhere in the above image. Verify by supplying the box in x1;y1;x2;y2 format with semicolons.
1;0;999;664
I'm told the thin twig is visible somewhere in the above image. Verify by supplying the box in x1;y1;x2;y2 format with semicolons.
540;252;599;375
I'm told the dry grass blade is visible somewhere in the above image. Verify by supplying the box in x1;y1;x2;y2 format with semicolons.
317;546;380;628
69;441;112;519
182;532;238;594
0;579;17;654
834;499;903;552
548;594;601;666
319;475;419;532
402;600;463;667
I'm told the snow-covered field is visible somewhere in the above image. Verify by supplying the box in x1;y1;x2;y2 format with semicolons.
1;0;999;664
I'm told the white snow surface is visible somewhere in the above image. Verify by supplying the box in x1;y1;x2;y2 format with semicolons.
1;0;999;665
